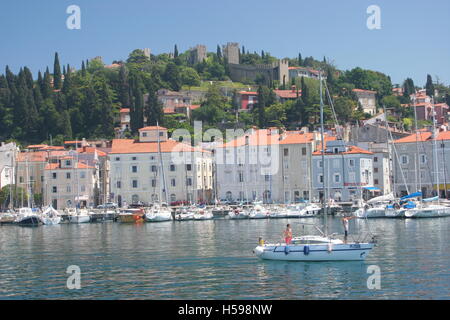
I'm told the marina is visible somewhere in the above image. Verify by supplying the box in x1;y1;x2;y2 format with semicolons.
1;216;450;299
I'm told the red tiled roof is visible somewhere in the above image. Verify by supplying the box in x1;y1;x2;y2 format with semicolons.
189;104;201;110
110;139;207;154
313;145;373;156
352;89;377;94
274;89;302;99
45;162;94;170
76;147;107;157
120;108;130;113
138;126;167;131
17;151;68;162
27;144;48;149
394;130;450;143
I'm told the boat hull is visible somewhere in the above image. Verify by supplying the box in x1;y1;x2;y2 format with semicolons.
69;215;90;223
254;243;374;261
41;217;62;225
16;215;42;226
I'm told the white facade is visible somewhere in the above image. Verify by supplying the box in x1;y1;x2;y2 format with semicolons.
214;129;316;203
0;142;18;189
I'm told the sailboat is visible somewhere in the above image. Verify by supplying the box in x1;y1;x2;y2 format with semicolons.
15;155;42;226
40;205;61;225
400;98;450;218
144;123;173;222
254;71;375;261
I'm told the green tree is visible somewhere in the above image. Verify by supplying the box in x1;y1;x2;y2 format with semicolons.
425;74;434;98
53;52;62;89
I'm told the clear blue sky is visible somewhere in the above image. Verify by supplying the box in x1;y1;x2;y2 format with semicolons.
1;0;449;86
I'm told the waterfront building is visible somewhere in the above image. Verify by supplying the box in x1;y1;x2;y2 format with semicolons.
235;87;301;110
352;89;377;116
288;66;321;80
214;128;319;203
312;140;374;202
109;126;213;206
392;129;450;198
16;147;68;206
44;156;98;209
0;142;19;189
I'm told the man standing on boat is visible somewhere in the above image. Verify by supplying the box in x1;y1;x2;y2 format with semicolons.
342;216;356;241
284;224;293;244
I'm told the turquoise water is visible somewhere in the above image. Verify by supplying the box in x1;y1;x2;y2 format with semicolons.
0;217;449;299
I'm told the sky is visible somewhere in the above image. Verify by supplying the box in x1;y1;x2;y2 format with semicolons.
0;0;449;86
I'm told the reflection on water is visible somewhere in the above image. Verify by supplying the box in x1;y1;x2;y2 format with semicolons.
0;217;450;299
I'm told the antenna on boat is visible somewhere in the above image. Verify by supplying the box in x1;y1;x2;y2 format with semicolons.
319;70;328;236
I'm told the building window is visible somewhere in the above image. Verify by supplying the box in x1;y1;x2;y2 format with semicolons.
283;148;289;156
52;172;57;179
318;160;323;168
265;175;270;182
170;194;176;202
65;160;71;166
115;157;120;161
66;186;71;193
142;132;147;137
80;172;86;179
238;172;244;182
374;167;379;173
186;164;192;171
171;179;176;187
374;179;379;185
132;180;138;188
151;179;156;187
132;156;137;161
116;181;121;189
302;147;307;156
52;186;57;193
66;172;71;179
132;165;138;173
319;175;324;183
81;185;86;192
186;178;192;186
420;154;427;164
401;155;409;165
151;165;157;173
170;164;176;171
349;159;354;166
334;174;340;183
374;157;378;162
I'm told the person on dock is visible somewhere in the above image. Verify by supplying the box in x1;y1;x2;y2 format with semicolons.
342;216;356;242
284;224;293;245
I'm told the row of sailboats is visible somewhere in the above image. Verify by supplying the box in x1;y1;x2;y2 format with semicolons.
356;94;450;219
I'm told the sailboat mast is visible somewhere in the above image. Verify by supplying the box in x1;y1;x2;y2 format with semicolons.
413;93;422;194
319;71;328;235
156;123;168;204
383;104;394;196
431;97;440;203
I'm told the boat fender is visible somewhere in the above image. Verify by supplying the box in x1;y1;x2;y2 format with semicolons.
303;245;310;255
327;243;333;253
284;246;290;255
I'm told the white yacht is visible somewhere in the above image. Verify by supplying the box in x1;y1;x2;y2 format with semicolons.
248;203;270;219
145;203;173;222
40;205;61;225
228;207;250;219
66;208;91;223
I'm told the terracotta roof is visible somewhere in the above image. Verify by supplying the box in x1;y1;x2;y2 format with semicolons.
110;139;207;154
274;89;302;99
45;162;94;170
189;104;201;110
105;63;121;69
27;144;48;149
163;107;176;114
138;126;167;131
352;89;377;94
17;150;68;162
120;108;130;113
279;132;315;145
239;91;258;95
313;145;373;156
76;147;107;157
394;130;450;143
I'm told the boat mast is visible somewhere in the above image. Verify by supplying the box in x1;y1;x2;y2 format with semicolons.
413;93;422;195
319;71;328;236
156;123;168;204
383;104;394;196
431;97;440;203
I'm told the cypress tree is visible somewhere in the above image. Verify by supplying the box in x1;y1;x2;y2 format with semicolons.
174;44;179;58
298;53;302;66
145;88;164;126
118;65;130;106
81;60;86;77
425;74;434;97
53;52;62;89
42;67;53;99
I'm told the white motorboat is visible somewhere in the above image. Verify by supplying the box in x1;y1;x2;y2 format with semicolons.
228;207;250;219
15;207;42;226
300;204;321;217
404;204;450;218
145;203;173;222
66;208;91;223
249;204;270;219
193;207;214;220
254;235;374;261
269;206;289;219
40;205;61;225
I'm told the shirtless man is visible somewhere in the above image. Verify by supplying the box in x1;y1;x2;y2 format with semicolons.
342;216;356;241
283;224;293;244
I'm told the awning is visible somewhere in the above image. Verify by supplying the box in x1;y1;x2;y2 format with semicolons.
363;187;380;192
